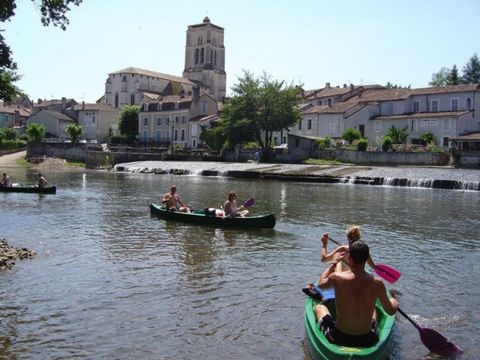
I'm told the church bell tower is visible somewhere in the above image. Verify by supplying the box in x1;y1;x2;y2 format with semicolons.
183;17;226;102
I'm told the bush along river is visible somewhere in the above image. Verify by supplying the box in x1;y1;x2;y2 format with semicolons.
0;164;478;359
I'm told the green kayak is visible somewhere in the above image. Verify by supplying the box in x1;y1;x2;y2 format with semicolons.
304;294;396;359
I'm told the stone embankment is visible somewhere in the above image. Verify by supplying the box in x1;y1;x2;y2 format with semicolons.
0;239;36;270
114;161;480;191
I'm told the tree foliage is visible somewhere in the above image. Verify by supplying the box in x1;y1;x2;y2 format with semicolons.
462;53;480;84
64;124;82;143
386;125;409;144
449;65;460;85
118;105;139;141
341;128;361;144
385;82;411;89
214;71;302;157
429;67;451;87
0;1;82;101
26;123;46;142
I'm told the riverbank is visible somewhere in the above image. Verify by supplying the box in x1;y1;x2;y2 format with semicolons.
114;160;480;191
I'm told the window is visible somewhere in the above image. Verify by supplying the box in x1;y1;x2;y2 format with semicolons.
327;99;332;106
467;98;472;111
131;94;135;105
413;101;420;112
451;98;458;111
431;100;439;112
200;48;205;63
181;129;185;141
385;102;393;115
193;139;196;148
182;115;186;124
191;124;197;136
143;117;148;126
283;136;287;143
155;130;161;142
443;119;450;131
442;137;449;147
298;120;302;130
273;136;278;145
202;101;208;113
194;49;199;64
91;115;95;123
307;119;312;130
174;129;178;141
421;119;438;127
115;93;119;108
143;103;148;111
374;120;381;132
157;117;162;126
166;117;170;125
175;116;179;124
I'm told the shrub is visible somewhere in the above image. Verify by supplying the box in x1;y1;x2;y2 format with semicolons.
421;132;435;145
26;123;46;142
382;136;393;151
109;134;130;144
342;128;362;144
357;139;368;151
316;137;333;150
19;133;30;142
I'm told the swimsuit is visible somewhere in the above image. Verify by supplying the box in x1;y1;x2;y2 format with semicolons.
319;314;379;347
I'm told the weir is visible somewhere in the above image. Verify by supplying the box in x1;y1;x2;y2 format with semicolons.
114;163;480;191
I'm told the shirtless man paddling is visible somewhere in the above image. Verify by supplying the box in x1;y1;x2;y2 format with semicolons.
315;241;398;347
162;185;191;213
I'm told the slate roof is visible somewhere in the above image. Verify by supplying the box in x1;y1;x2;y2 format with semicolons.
373;111;469;120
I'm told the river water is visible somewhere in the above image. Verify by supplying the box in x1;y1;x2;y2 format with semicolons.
0;167;478;359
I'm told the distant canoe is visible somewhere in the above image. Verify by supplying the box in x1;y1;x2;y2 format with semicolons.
150;203;276;229
0;185;56;194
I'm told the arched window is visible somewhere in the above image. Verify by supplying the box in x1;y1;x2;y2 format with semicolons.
130;93;135;105
200;48;204;63
194;49;199;64
115;93;119;108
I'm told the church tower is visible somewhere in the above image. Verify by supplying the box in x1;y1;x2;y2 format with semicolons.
183;17;226;102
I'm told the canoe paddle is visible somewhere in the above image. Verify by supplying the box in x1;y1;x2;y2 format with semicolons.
327;237;401;284
397;307;463;357
243;197;255;208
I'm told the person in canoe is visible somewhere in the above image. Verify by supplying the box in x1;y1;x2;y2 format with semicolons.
303;225;376;299
1;172;12;187
36;173;48;188
321;225;376;272
223;191;249;218
162;185;191;213
315;241;399;347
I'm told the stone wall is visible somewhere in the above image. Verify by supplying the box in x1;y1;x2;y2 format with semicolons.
27;142;90;162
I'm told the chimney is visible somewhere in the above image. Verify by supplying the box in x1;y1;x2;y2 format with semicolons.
325;82;330;89
82;101;85;110
61;97;66;111
350;84;354;90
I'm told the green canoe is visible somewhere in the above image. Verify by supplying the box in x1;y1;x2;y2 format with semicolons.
0;185;56;194
304;293;396;359
150;203;276;229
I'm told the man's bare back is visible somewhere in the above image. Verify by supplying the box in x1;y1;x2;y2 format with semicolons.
329;270;384;335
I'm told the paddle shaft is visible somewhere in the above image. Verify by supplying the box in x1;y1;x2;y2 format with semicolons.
397;307;421;330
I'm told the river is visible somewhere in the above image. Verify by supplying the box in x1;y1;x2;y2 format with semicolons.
0;166;478;359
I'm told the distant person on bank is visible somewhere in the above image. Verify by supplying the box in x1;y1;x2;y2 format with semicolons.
1;172;12;187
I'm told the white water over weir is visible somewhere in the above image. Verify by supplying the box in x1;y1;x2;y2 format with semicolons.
114;161;480;191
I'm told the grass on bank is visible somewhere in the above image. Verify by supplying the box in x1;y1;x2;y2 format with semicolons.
303;158;344;165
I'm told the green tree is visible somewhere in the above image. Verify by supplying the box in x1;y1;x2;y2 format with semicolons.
386;125;408;144
462;53;480;84
218;71;301;158
118;105;139;142
341;128;361;144
26;123;46;142
448;65;460;85
64;124;83;143
357;139;368;151
429;67;451;87
0;1;83;101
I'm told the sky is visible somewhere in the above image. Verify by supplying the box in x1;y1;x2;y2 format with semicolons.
3;0;480;103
